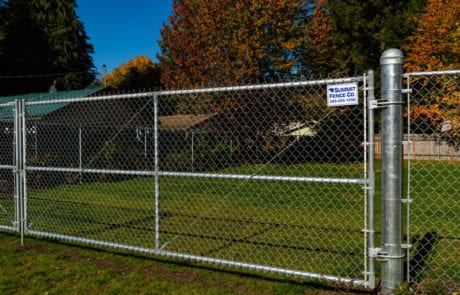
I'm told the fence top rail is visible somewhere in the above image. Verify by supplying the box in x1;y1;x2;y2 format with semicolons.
24;91;156;106
403;69;460;78
156;76;365;96
0;101;15;108
17;76;366;106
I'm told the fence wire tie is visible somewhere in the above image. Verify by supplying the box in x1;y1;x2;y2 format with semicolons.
401;198;413;204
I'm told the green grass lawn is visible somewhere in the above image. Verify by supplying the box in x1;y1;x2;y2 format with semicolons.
371;160;460;291
402;160;460;287
0;232;369;295
0;160;458;291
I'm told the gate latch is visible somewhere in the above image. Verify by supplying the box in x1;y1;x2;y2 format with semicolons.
369;100;379;110
369;247;382;258
376;249;389;262
369;99;405;110
375;248;406;262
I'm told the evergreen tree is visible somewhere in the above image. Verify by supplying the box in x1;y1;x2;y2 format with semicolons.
0;0;95;95
326;0;426;74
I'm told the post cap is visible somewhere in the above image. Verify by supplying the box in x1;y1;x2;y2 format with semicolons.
380;48;404;66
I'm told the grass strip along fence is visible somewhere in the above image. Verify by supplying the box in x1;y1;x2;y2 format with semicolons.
1;160;457;291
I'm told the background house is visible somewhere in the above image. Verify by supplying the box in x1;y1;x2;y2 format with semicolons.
157;113;234;171
0;89;235;182
0;87;108;168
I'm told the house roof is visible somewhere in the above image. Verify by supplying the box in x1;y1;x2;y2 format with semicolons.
0;87;107;119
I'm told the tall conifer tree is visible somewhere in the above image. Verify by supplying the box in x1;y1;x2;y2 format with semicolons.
0;0;95;95
326;0;426;74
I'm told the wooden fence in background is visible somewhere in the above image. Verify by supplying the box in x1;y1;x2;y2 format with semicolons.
375;134;460;161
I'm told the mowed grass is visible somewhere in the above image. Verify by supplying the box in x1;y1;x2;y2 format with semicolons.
0;232;368;295
403;160;460;284
0;160;458;289
372;159;460;287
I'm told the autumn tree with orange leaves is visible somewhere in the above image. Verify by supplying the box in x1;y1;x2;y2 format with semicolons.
157;0;335;120
158;0;335;90
158;0;338;163
104;55;161;90
403;0;460;72
403;0;460;143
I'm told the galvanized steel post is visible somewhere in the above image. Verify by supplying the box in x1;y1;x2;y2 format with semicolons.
154;93;160;250
14;99;26;245
366;69;376;289
379;49;405;294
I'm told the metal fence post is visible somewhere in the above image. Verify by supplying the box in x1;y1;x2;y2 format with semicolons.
366;69;376;289
154;93;160;251
13;99;26;245
13;100;21;236
379;49;405;294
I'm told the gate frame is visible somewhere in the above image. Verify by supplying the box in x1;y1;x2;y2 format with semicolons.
4;75;376;289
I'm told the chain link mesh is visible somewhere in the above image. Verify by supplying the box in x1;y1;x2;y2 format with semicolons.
157;81;367;281
0;103;16;231
0;77;370;287
24;94;157;248
405;71;460;293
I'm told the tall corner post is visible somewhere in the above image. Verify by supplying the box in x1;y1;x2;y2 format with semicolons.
379;49;405;294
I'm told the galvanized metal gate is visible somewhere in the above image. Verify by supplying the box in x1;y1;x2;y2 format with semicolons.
0;75;376;288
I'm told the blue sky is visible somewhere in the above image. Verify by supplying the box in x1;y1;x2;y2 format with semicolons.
76;0;173;75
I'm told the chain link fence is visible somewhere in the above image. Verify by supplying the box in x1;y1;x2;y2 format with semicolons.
23;93;157;249
155;79;370;287
404;70;460;293
2;68;459;292
0;76;374;288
